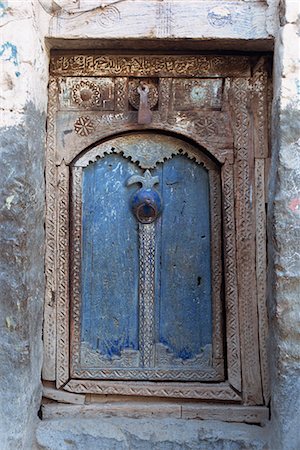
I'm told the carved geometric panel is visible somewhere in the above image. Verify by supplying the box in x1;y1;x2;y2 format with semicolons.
58;77;115;110
172;78;223;111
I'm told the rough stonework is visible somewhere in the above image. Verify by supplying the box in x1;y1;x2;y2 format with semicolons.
0;0;299;449
36;417;270;450
268;1;300;449
0;110;45;450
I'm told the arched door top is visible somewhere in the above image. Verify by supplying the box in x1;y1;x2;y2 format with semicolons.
73;132;219;171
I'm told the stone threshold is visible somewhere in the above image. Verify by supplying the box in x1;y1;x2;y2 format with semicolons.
36;416;271;450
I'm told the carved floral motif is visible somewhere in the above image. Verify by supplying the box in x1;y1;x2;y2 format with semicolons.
96;5;120;27
72;80;102;107
74;116;95;136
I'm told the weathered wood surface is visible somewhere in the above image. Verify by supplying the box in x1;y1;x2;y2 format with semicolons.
255;159;270;404
42;402;268;424
181;404;269;424
42;402;181;420
42;386;86;405
81;154;140;363
49;1;271;41
253;59;270;404
56;113;233;166
158;156;212;361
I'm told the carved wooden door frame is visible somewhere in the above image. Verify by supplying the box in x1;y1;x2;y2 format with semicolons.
43;52;270;413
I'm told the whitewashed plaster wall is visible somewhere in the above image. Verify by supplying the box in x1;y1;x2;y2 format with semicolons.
0;1;299;449
0;1;48;449
0;1;50;449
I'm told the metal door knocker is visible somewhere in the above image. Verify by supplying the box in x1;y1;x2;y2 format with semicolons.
127;170;163;224
137;83;152;125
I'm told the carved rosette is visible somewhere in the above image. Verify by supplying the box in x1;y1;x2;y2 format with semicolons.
96;5;120;27
72;80;102;107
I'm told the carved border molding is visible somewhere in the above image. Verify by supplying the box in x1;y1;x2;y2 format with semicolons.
229;78;264;405
70;167;83;378
56;162;70;388
255;159;270;404
64;380;241;402
210;170;224;367
139;222;156;367
72;368;223;382
43;77;58;381
221;162;241;392
50;54;251;78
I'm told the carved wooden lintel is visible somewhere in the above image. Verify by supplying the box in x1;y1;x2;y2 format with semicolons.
50;54;251;78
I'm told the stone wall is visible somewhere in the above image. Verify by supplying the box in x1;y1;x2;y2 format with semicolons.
0;2;50;448
268;1;300;449
0;0;299;449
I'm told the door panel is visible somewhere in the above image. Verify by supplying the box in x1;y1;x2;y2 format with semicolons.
81;155;140;367
157;156;212;365
77;136;219;380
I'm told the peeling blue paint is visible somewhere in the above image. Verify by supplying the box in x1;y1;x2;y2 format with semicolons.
0;41;20;76
0;1;7;18
296;79;300;97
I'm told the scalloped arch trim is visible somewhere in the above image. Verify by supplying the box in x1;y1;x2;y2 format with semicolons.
74;132;216;171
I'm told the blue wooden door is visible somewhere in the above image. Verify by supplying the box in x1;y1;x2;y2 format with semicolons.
74;134;221;381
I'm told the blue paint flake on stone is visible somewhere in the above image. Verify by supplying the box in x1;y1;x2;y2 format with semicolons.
0;2;7;17
0;41;20;76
